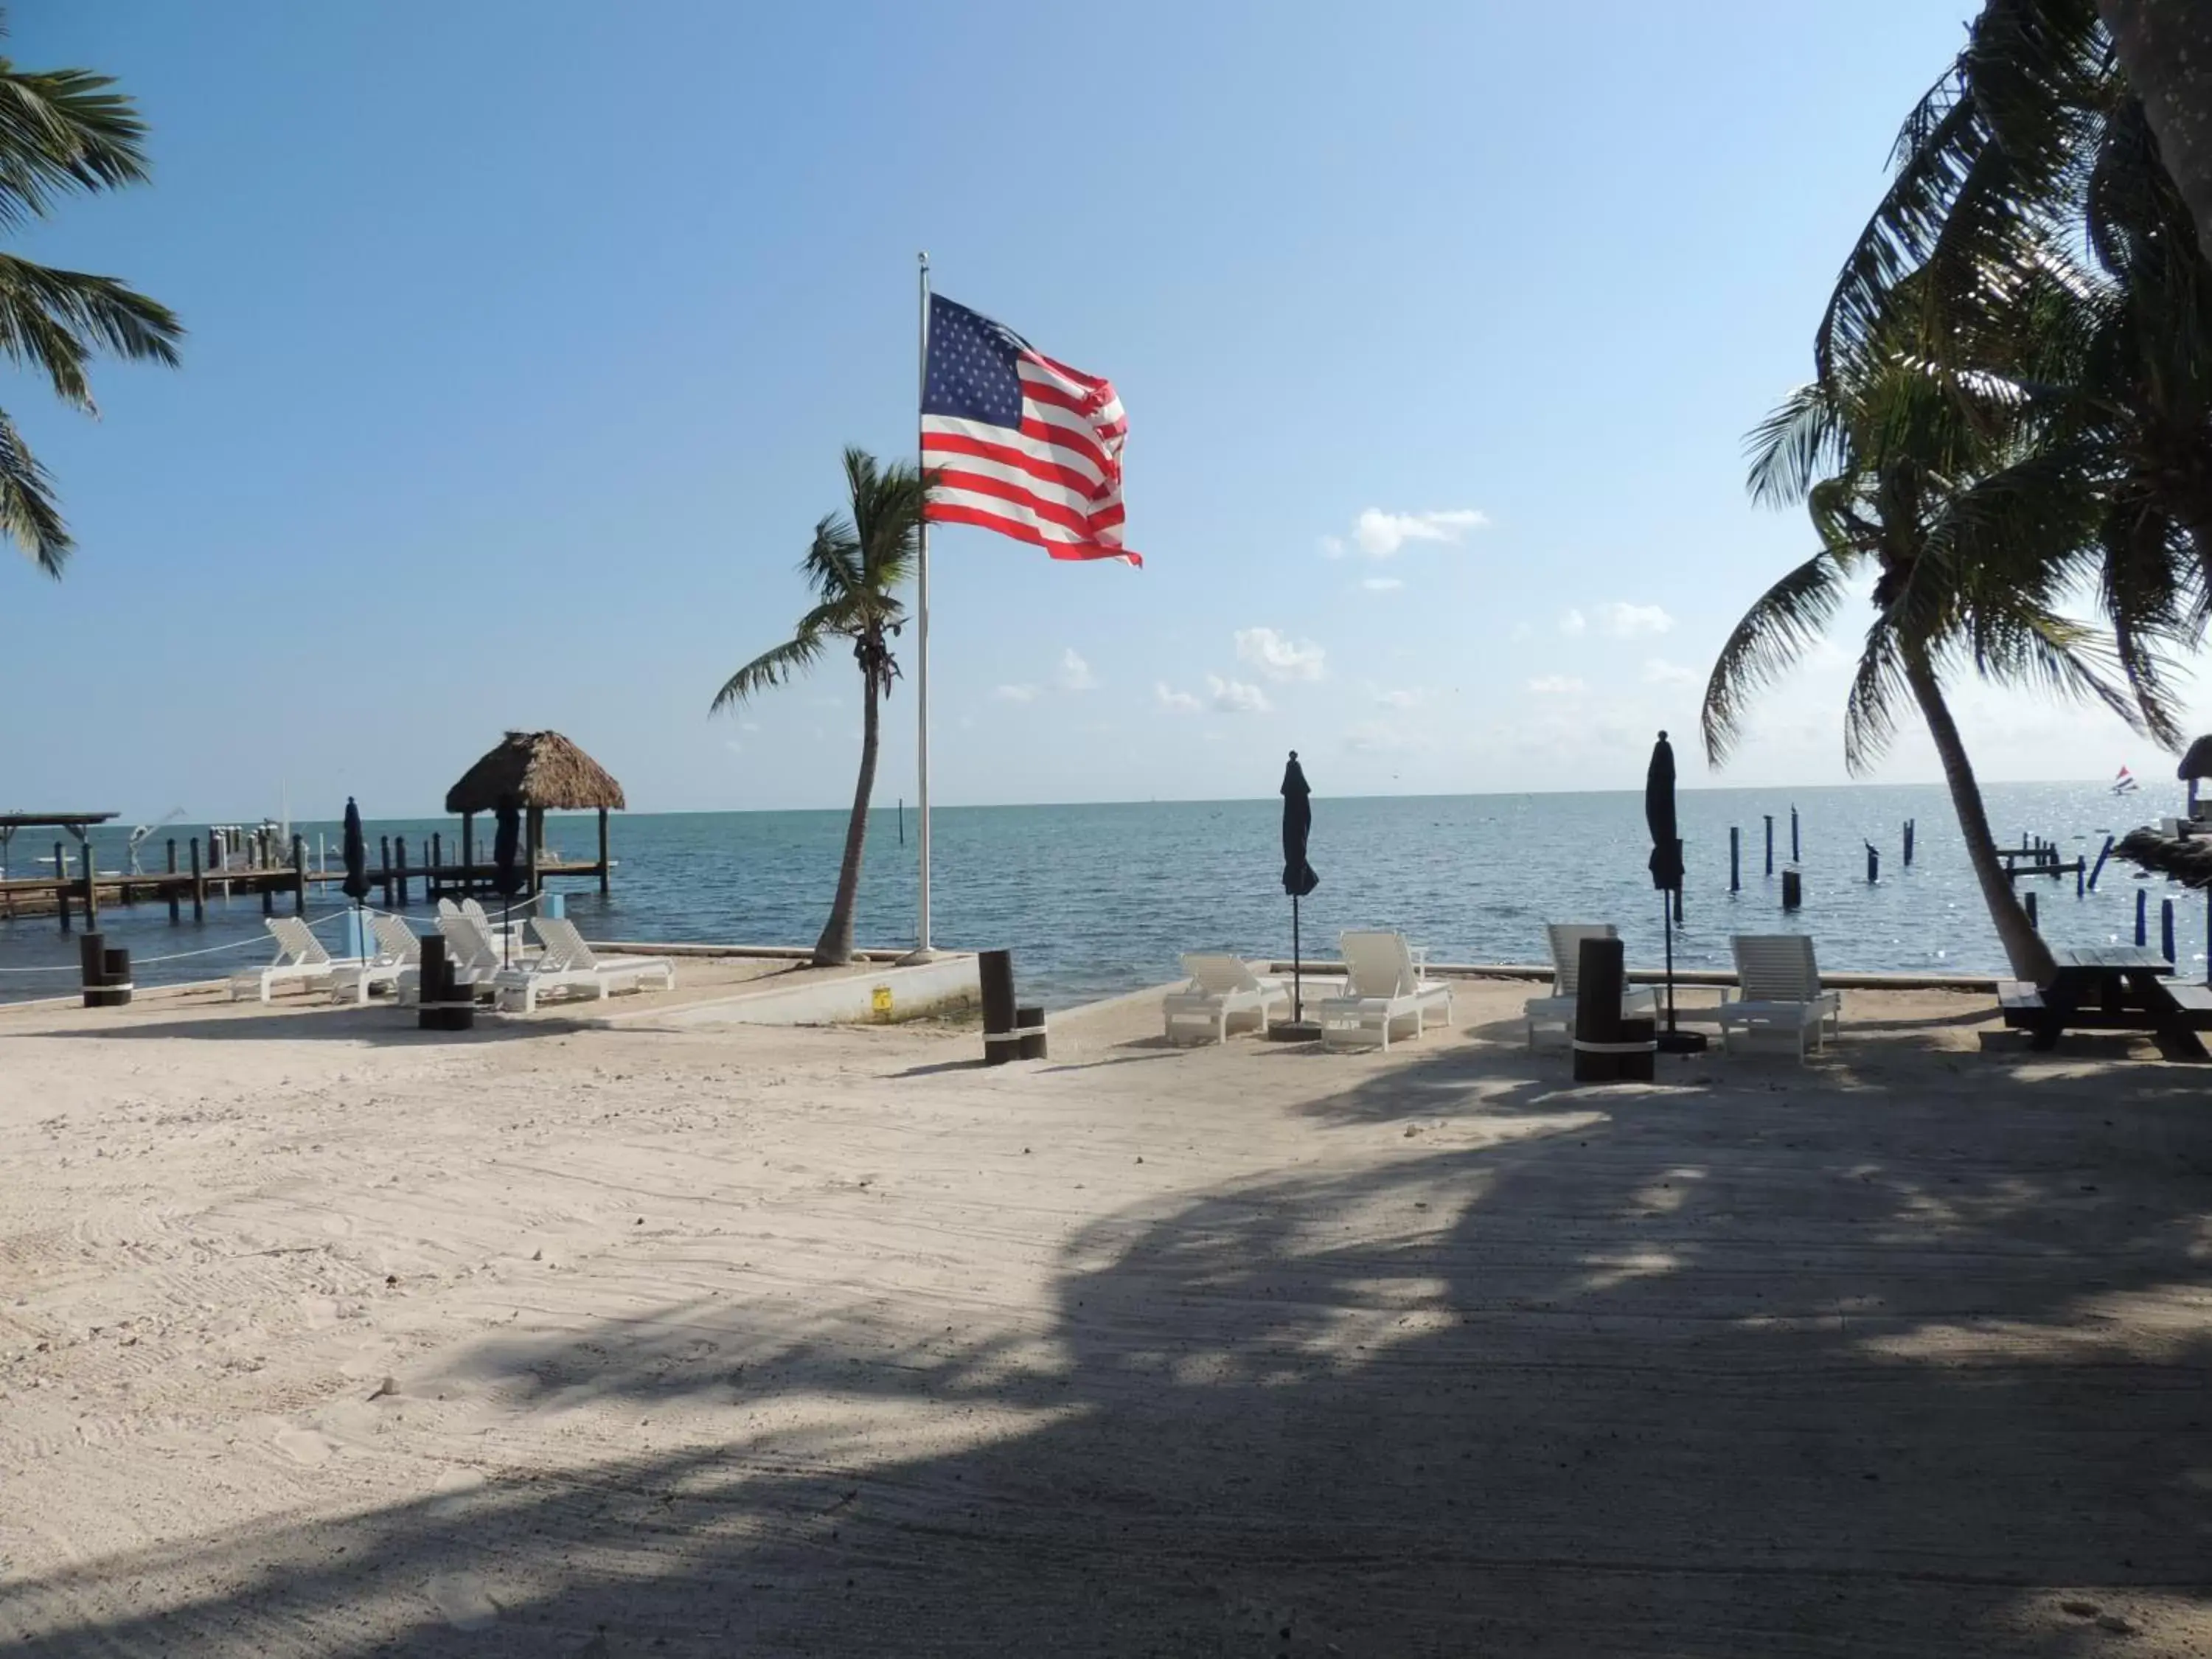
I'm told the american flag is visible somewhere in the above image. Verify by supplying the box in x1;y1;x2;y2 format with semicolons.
920;294;1136;565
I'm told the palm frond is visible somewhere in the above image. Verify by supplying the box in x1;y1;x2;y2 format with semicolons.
0;63;153;231
1842;625;1910;775
709;630;828;714
801;511;865;605
0;406;70;575
1745;383;1846;509
0;254;180;407
1700;550;1851;766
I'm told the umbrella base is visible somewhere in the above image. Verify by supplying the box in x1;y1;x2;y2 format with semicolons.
1265;1020;1324;1043
1656;1029;1708;1054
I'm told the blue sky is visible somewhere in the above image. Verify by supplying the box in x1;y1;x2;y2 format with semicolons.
0;1;2175;821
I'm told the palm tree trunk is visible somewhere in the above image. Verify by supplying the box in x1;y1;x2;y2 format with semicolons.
1902;651;2056;984
2098;0;2212;270
813;672;879;967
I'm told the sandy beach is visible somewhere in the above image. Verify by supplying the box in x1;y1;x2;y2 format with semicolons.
2;976;2209;1656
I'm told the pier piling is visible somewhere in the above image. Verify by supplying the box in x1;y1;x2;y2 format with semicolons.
1902;819;1915;867
379;837;392;906
1729;827;1741;893
166;841;179;922
2162;897;2177;964
1866;843;1879;883
1781;868;1802;911
1763;815;1774;877
292;836;307;916
190;838;205;923
2137;887;2149;947
1790;806;1800;863
2087;835;2113;892
54;841;69;932
2024;890;2039;931
81;841;97;929
394;837;409;908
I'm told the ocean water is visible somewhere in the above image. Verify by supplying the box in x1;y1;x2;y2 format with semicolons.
0;781;2190;1008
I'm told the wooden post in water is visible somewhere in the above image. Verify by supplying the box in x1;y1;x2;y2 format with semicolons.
166;840;180;923
597;807;611;896
2137;888;2149;947
55;841;69;932
1763;815;1774;877
2087;835;2113;891
1902;819;1915;866
431;832;443;898
1729;827;1740;893
380;836;392;905
293;835;307;915
80;840;97;929
1781;868;1802;911
2024;890;2039;931
1790;805;1800;863
1865;843;1879;883
394;837;409;907
460;813;474;894
525;807;544;897
190;837;205;923
2162;897;2177;963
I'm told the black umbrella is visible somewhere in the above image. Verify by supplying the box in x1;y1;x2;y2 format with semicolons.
1644;731;1703;1051
492;796;524;967
340;799;372;960
1281;751;1320;1024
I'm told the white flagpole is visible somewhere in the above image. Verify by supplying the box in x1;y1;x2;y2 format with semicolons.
911;251;935;958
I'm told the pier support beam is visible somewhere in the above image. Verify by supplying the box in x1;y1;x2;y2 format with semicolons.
598;807;611;896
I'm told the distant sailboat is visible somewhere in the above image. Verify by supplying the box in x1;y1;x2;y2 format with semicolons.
2112;765;2140;796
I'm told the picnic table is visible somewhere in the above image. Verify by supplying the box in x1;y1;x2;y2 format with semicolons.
1999;945;2212;1059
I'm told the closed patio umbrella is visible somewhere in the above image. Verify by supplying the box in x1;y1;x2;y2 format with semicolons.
1645;731;1703;1053
1280;751;1320;1029
340;799;372;961
493;796;524;967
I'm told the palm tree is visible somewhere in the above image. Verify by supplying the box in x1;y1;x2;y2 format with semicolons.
712;447;930;967
2096;0;2212;269
1705;331;2172;982
0;28;183;576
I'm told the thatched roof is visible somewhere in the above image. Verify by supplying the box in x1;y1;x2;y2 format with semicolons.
445;731;626;814
2178;737;2212;780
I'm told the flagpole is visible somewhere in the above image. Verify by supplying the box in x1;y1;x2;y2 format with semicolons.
909;250;936;959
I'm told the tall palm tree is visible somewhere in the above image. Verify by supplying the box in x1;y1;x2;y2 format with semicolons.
1705;334;2171;982
712;447;930;967
0;27;183;576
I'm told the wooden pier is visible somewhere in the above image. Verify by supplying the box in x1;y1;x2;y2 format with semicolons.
0;858;609;928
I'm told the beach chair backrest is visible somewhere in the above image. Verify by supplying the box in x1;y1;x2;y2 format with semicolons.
1546;924;1617;995
268;916;330;966
1734;934;1819;1002
438;914;501;971
1180;953;1256;995
527;914;599;971
372;914;420;963
1339;931;1414;998
437;898;462;921
462;898;495;931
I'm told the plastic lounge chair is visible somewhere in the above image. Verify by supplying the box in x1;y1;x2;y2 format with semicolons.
1524;923;1661;1048
329;914;420;1005
399;914;512;1004
1161;953;1291;1044
228;917;348;1004
1318;931;1453;1052
1718;934;1843;1059
495;917;675;1013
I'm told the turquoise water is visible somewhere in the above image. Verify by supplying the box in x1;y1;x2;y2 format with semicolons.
0;781;2189;1006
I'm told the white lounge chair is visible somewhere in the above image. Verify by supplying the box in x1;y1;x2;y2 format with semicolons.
329;914;420;1005
1524;923;1660;1048
1318;931;1453;1052
1718;934;1843;1059
1161;953;1291;1044
495;917;675;1013
228;916;349;1003
398;914;512;1004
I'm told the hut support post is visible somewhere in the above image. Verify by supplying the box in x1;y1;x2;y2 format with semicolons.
461;813;474;894
526;807;543;897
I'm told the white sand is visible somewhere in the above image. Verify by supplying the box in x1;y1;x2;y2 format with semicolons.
1;978;2208;1655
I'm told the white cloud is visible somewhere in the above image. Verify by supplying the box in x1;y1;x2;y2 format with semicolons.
1206;674;1273;714
1319;535;1347;558
1371;686;1429;709
1527;675;1587;696
1643;658;1699;686
1361;577;1403;593
1510;621;1534;641
1234;626;1326;682
1058;647;1099;692
1154;681;1200;714
1559;608;1587;636
1348;507;1489;559
992;684;1039;703
1599;602;1674;639
740;720;761;733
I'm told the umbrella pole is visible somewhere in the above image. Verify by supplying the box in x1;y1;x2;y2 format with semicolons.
1293;892;1302;1024
1663;892;1677;1032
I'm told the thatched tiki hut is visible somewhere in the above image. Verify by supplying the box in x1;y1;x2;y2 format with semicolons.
445;731;625;896
2180;735;2212;817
